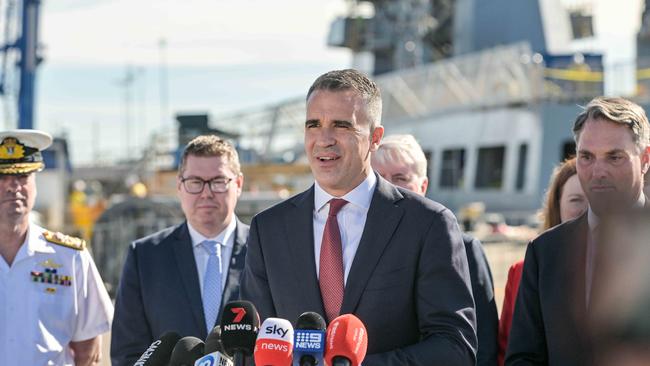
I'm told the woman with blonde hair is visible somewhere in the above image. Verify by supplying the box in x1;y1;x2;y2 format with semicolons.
497;157;587;365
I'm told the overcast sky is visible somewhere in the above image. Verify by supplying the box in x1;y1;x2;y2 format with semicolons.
29;0;351;165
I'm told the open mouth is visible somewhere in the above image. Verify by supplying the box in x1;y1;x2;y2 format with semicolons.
316;156;340;162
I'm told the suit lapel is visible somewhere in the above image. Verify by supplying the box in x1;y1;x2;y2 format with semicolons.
220;218;249;324
340;176;404;315
567;213;589;323
284;186;327;317
172;223;206;337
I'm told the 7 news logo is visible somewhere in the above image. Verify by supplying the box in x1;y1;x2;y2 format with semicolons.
223;307;252;331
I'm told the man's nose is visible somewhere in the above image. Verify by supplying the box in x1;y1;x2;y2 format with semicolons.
315;128;336;147
592;158;608;178
199;182;215;198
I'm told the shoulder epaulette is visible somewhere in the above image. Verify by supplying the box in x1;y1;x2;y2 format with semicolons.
43;231;86;251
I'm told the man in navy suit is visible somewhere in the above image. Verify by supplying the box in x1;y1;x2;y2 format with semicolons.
241;69;476;365
506;97;650;365
372;134;498;366
111;135;249;366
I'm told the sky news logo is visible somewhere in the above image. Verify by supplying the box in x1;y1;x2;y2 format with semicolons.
294;330;325;351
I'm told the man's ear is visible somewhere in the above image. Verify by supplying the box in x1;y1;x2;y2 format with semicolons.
236;173;244;197
420;177;429;196
369;125;385;152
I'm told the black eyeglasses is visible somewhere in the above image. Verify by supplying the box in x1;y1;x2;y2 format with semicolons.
180;177;234;194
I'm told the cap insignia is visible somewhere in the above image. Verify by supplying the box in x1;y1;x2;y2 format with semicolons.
0;137;25;159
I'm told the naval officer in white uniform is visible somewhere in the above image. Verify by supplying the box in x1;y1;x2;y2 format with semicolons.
0;129;113;366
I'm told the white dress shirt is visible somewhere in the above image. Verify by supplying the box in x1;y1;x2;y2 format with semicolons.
313;173;376;284
188;218;236;294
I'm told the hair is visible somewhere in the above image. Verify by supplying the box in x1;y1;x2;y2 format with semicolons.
178;135;241;176
573;97;650;152
541;157;578;230
373;134;427;178
306;69;382;131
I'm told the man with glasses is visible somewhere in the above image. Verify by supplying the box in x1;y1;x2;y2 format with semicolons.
111;135;249;366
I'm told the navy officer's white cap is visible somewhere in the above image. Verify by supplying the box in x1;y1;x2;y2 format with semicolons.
0;129;53;174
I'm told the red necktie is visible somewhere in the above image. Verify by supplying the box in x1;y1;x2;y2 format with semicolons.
319;198;348;322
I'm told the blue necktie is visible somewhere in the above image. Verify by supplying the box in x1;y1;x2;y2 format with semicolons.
201;240;223;333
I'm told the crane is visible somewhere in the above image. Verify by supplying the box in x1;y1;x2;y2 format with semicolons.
0;0;41;130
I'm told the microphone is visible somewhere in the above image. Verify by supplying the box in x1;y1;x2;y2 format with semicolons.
293;312;326;366
220;300;260;365
133;331;181;366
169;336;205;366
194;326;234;366
254;318;294;366
324;314;368;366
205;326;230;356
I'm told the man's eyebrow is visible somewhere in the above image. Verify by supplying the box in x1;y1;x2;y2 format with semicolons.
184;175;228;180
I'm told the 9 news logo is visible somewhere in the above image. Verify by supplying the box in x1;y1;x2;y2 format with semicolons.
294;330;324;350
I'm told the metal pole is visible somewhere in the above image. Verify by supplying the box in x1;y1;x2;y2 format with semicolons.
17;0;39;129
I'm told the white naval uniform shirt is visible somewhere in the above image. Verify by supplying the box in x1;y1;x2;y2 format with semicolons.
0;224;113;366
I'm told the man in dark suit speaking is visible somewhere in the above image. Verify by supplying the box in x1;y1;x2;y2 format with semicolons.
241;69;477;365
111;135;249;366
506;97;650;365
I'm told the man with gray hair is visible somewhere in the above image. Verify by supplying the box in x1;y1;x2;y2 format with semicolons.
506;97;650;365
242;69;477;365
372;134;498;366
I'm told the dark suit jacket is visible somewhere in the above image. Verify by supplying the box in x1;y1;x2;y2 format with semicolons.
464;234;499;366
505;213;590;366
241;175;477;366
110;219;249;366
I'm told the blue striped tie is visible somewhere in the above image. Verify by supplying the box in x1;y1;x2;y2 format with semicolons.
201;240;223;333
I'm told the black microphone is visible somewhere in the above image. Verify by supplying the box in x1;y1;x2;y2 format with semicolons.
169;336;205;366
193;325;234;366
293;312;326;366
219;300;260;366
132;331;181;366
205;325;230;356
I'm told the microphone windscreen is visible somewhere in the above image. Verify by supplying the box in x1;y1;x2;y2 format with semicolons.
193;350;234;366
219;300;260;356
254;317;294;366
295;312;326;331
133;331;181;366
204;325;229;356
169;336;205;366
293;312;326;366
324;314;368;366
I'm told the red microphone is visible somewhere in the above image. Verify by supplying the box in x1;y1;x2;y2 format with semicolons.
324;314;368;366
254;317;294;366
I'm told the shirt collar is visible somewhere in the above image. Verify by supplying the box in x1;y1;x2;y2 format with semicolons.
188;218;237;248
314;172;377;213
587;193;646;230
27;224;55;255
